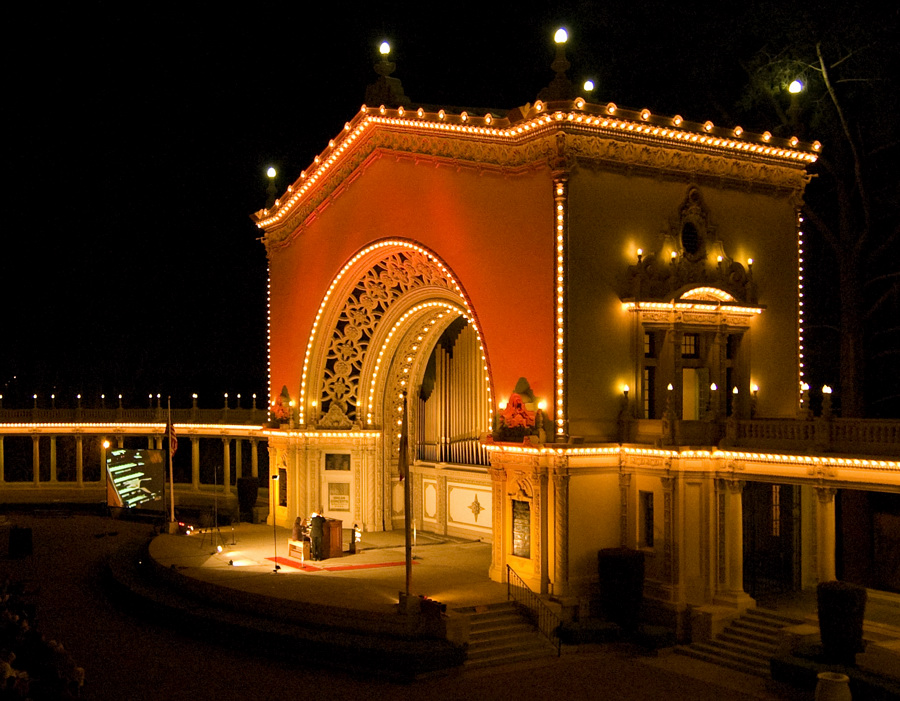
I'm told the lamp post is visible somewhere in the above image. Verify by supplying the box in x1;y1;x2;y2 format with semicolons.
271;473;280;573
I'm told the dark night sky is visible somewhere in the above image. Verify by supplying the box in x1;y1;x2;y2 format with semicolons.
1;1;873;409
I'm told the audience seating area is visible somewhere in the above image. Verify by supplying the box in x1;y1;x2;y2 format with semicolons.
1;576;84;699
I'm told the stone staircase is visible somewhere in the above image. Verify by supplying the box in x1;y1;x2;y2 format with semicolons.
454;601;558;669
676;608;803;677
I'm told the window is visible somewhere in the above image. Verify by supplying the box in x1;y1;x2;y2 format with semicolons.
278;467;288;507
639;491;654;547
325;453;350;470
681;221;701;255
512;500;531;558
644;332;656;358
643;367;656;419
682;333;699;358
771;485;781;537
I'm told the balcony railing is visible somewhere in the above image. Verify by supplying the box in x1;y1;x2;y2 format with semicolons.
626;416;899;458
0;407;267;425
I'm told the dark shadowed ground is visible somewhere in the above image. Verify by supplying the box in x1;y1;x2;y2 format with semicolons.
0;513;806;700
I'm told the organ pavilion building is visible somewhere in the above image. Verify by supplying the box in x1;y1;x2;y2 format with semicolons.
254;37;899;634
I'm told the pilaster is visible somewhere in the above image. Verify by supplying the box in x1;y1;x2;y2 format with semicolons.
815;486;837;582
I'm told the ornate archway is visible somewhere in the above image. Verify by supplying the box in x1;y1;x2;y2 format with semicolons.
300;240;494;530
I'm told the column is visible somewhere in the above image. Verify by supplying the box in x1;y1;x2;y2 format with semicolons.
815;486;837;582
32;436;40;487
488;464;507;583
148;436;154;450
715;478;754;609
100;438;108;486
191;437;200;491
553;469;570;596
75;436;83;486
619;472;632;548
235;438;243;479
250;439;259;478
50;436;57;482
0;436;5;483
222;438;231;495
661;476;677;592
116;436;124;449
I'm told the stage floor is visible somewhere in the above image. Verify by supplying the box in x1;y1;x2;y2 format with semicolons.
148;522;508;613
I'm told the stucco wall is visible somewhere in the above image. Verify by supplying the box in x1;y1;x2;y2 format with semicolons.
267;155;556;417
565;169;800;439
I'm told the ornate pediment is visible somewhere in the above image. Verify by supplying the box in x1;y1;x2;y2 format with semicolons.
620;187;758;306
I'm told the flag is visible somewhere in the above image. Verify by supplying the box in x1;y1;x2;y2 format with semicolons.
167;420;178;456
398;393;408;481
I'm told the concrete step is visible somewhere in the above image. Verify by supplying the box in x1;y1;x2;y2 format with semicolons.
674;607;803;679
463;646;556;670
466;634;548;661
676;644;769;677
470;623;536;642
718;632;778;654
455;600;557;670
744;608;804;627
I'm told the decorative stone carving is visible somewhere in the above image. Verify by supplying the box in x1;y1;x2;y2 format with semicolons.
316;249;456;425
318;402;353;429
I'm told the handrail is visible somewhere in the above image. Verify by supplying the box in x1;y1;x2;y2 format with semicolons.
506;565;561;656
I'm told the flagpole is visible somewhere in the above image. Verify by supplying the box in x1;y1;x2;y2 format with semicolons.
167;397;176;531
401;393;412;598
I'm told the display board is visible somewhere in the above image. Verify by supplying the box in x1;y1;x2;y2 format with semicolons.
106;449;165;510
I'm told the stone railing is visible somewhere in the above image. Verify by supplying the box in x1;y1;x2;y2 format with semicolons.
728;418;900;457
626;416;898;458
0;407;268;425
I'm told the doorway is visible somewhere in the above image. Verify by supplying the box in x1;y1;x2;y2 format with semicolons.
743;482;800;599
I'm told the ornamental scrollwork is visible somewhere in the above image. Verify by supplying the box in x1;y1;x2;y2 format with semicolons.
317;249;456;426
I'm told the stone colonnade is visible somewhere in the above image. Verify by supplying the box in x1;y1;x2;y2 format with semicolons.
488;447;848;619
0;431;265;492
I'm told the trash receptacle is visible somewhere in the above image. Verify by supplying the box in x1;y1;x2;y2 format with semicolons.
9;526;33;558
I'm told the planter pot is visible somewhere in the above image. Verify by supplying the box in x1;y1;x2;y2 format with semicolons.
815;672;851;701
597;548;644;632
817;580;867;665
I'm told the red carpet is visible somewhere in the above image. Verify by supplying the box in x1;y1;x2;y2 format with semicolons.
323;561;414;571
267;557;320;571
265;557;416;572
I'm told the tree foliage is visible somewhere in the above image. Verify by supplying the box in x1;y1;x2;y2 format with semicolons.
737;3;899;417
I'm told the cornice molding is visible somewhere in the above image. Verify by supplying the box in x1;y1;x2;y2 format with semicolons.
261;117;812;251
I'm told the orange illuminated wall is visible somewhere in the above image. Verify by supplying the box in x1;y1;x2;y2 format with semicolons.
266;152;555;418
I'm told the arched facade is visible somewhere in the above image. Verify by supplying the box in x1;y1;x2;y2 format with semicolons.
266;240;496;535
257;98;899;636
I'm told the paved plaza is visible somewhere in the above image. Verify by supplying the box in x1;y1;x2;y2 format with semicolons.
0;512;828;700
